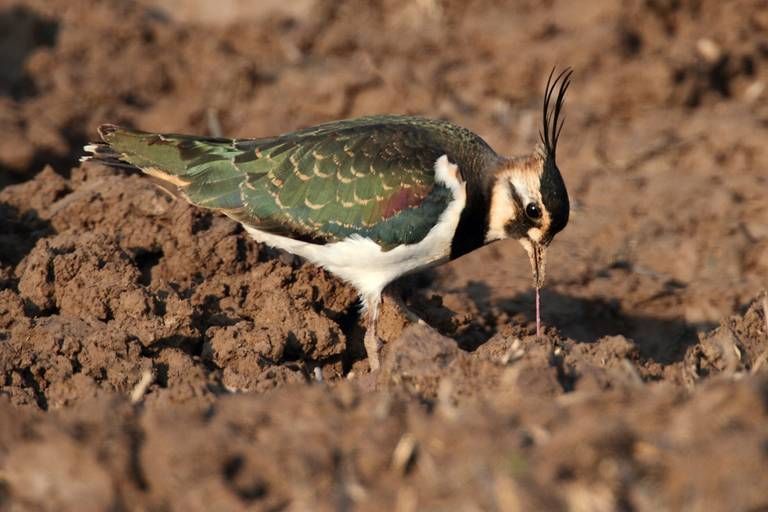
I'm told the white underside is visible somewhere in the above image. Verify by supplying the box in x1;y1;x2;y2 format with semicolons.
243;155;467;307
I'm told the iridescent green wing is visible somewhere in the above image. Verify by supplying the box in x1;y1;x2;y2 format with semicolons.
94;116;480;249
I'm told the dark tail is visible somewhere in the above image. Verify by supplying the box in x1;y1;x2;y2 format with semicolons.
80;124;139;170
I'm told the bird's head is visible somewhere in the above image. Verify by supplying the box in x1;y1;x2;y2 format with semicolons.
485;68;572;287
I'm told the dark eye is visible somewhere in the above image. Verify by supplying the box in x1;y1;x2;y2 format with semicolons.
525;203;542;220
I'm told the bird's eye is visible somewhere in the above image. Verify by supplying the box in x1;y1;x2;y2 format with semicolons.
525;203;542;220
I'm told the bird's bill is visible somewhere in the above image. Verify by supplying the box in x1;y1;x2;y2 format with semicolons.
519;238;547;288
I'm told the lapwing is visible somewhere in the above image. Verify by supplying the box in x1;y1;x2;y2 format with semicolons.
83;68;572;371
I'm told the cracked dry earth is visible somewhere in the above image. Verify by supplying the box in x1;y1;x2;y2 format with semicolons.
1;0;768;510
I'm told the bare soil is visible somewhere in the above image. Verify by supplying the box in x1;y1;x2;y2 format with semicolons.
1;0;767;510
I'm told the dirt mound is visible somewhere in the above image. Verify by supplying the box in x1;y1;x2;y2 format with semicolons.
1;319;767;510
1;166;361;409
1;0;768;509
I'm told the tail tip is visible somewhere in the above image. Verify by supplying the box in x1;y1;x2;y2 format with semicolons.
81;141;119;166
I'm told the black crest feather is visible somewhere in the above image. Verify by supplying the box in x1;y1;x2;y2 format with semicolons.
539;67;572;163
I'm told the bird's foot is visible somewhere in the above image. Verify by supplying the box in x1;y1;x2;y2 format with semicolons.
363;328;382;372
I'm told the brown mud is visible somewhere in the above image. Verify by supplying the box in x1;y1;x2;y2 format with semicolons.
1;0;767;510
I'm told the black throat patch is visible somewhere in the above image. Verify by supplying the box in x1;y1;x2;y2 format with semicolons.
449;160;500;260
450;186;490;260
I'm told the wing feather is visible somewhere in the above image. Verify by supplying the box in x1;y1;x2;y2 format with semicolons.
86;116;498;249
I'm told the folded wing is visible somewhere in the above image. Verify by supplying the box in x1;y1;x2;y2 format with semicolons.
85;117;461;250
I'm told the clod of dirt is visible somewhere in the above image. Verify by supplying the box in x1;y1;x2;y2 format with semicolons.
379;324;553;404
476;331;564;399
203;321;307;391
685;293;768;380
18;232;141;319
562;335;645;393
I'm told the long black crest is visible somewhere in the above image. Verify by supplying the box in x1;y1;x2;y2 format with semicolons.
539;67;573;163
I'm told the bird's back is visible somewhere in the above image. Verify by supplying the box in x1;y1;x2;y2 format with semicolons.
243;115;500;178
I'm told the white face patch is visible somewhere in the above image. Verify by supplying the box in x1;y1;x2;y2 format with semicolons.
485;179;517;242
509;173;541;207
485;156;550;243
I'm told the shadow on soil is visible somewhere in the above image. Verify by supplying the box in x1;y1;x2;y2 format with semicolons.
0;203;53;268
419;279;717;366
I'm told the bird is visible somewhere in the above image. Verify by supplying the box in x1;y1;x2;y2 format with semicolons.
82;68;572;371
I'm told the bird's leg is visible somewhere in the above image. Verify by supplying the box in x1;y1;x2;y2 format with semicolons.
363;295;382;371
